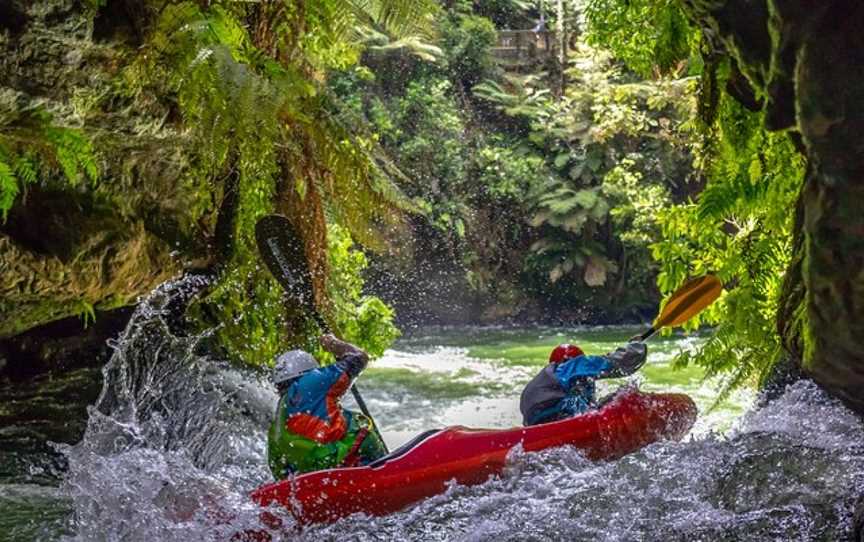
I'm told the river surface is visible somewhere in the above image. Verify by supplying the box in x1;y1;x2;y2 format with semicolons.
2;279;862;541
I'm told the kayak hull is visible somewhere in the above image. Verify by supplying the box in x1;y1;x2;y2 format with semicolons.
251;389;697;524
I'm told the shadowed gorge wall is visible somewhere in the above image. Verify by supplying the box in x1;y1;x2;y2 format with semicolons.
1;0;416;371
681;0;864;414
0;0;207;339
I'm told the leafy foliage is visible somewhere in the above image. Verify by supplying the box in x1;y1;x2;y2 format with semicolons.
440;13;499;90
118;0;434;365
326;224;400;358
651;94;804;399
474;44;694;297
358;27;444;63
332;6;697;315
473;140;545;202
584;0;695;77
0;110;98;220
582;0;808;396
334;62;473;242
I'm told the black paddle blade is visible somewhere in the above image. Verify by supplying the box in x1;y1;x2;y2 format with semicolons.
255;214;315;309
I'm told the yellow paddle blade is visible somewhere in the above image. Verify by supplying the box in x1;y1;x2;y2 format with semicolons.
654;275;723;329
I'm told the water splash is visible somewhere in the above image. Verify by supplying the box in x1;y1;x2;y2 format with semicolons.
48;280;864;541
299;381;863;542
59;276;276;541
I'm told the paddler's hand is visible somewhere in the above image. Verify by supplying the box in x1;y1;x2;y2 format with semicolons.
319;334;365;359
605;341;648;377
319;334;343;355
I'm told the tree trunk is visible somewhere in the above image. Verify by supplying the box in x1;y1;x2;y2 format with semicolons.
555;0;566;96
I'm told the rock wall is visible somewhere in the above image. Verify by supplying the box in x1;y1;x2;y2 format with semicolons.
0;0;224;340
681;0;864;414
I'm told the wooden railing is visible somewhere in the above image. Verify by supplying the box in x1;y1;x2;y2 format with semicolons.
491;30;554;63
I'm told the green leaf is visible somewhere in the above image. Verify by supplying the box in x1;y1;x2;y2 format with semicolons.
455;218;465;238
561;212;588;233
554;153;571;169
546;197;580;215
0;157;18;220
573;189;599;209
530;211;552;227
590;197;610;220
586;155;603;172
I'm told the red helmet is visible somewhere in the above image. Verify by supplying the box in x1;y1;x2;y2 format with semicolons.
549;343;584;364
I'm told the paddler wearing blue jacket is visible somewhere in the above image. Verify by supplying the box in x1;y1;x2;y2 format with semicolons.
520;341;648;426
267;334;387;479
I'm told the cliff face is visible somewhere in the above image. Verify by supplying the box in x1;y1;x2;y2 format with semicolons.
0;0;222;343
682;0;864;414
796;6;864;416
1;0;403;374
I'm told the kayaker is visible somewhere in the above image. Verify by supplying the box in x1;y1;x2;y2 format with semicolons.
520;341;648;426
267;334;387;479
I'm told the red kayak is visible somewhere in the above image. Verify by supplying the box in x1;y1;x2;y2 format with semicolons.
251;389;697;525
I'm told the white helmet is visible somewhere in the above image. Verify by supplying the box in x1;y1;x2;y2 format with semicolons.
271;350;318;387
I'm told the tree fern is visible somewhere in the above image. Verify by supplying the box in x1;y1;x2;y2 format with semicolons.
130;0;437;364
349;0;438;39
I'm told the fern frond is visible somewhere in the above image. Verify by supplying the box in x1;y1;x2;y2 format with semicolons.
0;154;18;220
350;0;439;39
14;154;38;185
43;126;99;185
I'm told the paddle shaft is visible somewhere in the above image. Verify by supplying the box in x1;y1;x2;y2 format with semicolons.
638;326;659;342
255;215;387;453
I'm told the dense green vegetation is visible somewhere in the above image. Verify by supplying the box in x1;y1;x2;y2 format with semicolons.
123;1;437;364
333;2;697;323
2;0;832;402
3;0;432;364
583;0;805;397
323;0;807;396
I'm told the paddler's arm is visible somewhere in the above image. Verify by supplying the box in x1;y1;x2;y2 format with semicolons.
553;355;615;389
319;334;370;378
597;342;648;379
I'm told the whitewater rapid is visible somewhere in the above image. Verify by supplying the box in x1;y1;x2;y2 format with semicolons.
7;277;863;541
